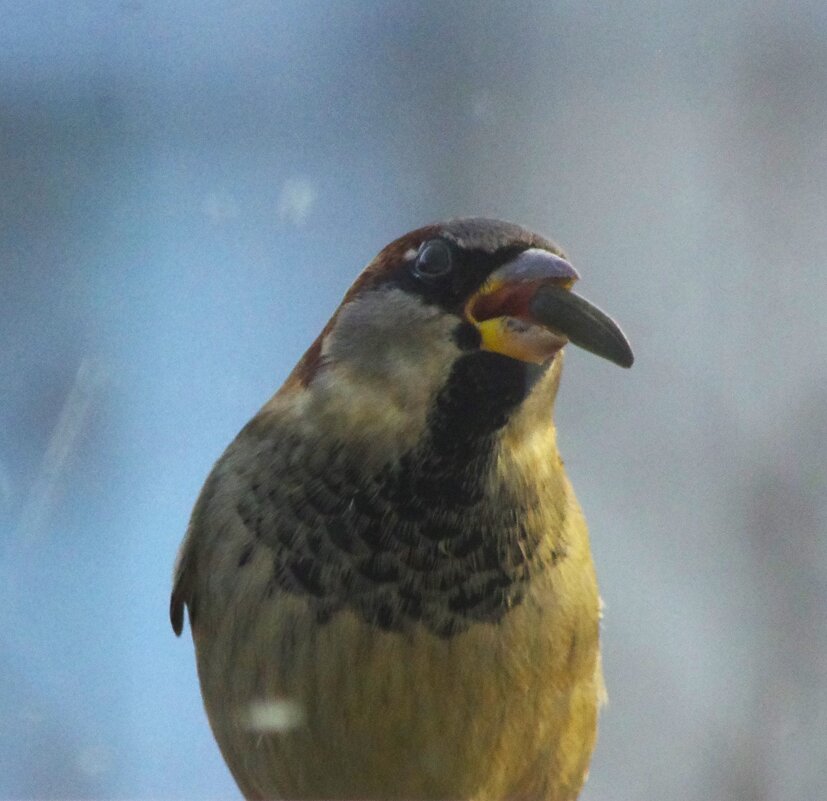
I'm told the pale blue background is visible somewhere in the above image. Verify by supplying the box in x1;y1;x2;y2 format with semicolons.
2;2;826;798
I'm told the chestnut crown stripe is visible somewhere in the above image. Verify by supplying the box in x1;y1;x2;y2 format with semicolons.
283;219;565;389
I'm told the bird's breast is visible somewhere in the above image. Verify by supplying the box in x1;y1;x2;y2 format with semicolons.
229;421;568;638
189;381;601;800
196;545;601;801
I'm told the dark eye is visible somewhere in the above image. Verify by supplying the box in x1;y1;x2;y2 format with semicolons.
413;240;452;280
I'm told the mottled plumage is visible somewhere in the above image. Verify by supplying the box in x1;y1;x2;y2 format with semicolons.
172;218;632;801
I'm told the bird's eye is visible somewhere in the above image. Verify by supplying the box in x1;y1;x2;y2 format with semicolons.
413;240;452;280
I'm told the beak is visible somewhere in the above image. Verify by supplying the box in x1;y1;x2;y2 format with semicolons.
465;248;634;368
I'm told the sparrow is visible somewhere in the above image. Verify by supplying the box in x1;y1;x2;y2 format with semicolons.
171;218;633;801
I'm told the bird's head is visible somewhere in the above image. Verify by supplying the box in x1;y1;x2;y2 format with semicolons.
269;218;632;463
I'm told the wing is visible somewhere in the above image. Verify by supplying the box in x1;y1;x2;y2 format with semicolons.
170;468;223;636
170;531;193;636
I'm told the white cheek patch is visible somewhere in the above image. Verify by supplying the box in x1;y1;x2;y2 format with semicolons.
322;288;451;369
312;288;461;456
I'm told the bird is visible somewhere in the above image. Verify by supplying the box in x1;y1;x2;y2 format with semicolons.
171;217;633;801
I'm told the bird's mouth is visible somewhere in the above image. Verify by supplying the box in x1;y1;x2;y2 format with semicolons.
465;248;634;368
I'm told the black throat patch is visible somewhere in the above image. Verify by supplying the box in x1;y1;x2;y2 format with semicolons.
236;353;559;637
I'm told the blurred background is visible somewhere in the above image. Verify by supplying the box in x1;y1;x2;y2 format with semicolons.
2;1;826;798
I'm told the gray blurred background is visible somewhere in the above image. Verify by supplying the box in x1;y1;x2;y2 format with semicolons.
1;1;825;798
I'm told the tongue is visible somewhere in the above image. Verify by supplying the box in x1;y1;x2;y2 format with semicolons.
469;281;541;323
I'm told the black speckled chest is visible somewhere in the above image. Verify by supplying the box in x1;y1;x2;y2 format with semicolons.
235;352;563;637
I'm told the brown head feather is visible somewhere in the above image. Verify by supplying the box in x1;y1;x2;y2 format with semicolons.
280;224;442;391
279;219;562;392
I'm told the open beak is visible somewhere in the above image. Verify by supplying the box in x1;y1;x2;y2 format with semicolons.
465;248;634;368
